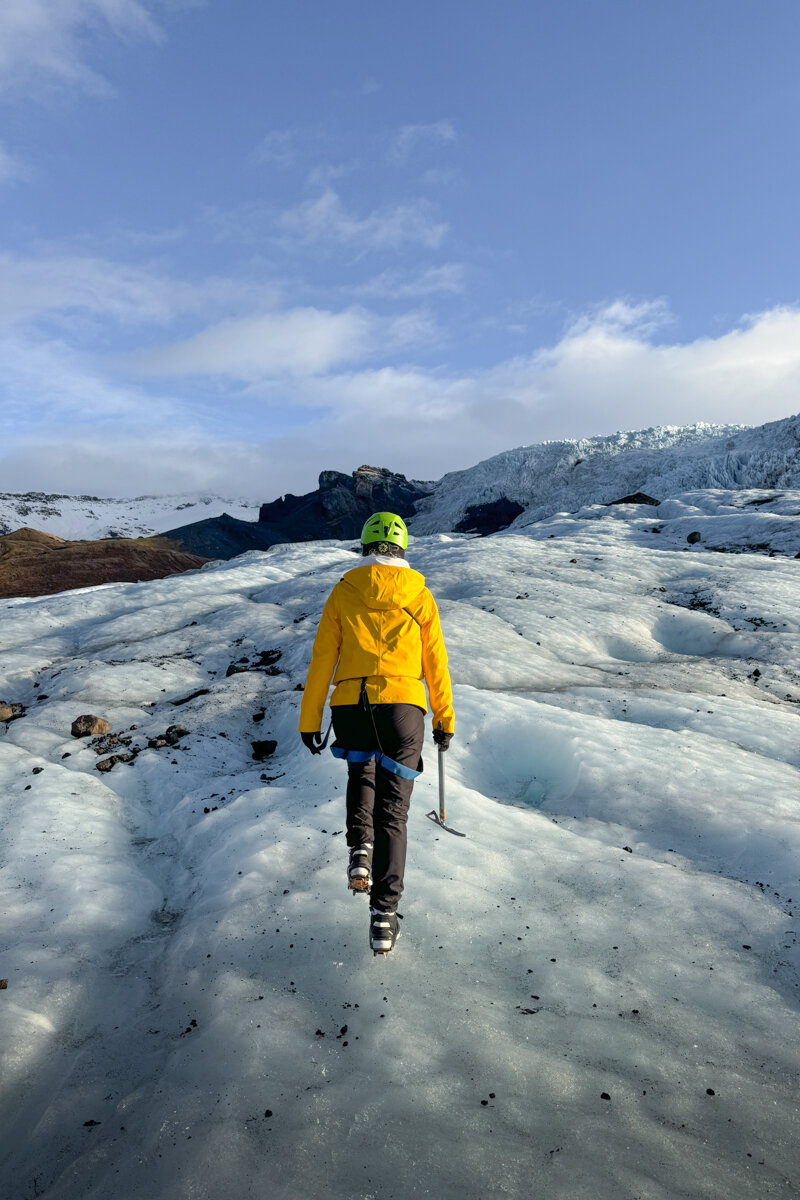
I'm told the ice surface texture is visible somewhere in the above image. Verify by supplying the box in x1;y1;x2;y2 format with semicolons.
0;497;798;1199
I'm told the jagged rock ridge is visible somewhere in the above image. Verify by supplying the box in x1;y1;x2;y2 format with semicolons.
258;465;430;540
164;466;431;560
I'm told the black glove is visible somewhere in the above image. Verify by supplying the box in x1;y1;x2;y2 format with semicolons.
433;728;453;751
301;731;324;755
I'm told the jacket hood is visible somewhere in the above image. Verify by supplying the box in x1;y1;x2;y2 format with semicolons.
342;563;426;612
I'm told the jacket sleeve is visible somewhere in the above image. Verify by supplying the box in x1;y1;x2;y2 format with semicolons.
416;588;455;733
298;589;342;732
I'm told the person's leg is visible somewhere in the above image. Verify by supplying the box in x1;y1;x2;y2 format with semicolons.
331;705;376;849
369;704;425;912
345;759;375;849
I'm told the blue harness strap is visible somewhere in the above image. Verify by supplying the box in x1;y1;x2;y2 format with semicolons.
331;745;421;781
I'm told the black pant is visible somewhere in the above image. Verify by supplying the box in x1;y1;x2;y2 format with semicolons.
331;703;425;913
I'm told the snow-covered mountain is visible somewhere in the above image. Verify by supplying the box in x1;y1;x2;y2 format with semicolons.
0;492;260;541
412;414;800;532
4;413;800;548
1;495;798;1199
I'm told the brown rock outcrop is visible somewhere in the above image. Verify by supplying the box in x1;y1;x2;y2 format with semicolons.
0;527;208;600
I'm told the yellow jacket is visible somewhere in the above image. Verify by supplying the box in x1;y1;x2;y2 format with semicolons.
298;562;454;734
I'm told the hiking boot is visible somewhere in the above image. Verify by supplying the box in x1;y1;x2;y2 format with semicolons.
369;908;399;955
347;843;373;893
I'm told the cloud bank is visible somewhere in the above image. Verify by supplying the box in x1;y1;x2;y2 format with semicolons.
2;292;800;500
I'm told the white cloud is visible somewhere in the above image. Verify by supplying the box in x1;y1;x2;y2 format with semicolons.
305;161;357;189
0;253;187;326
129;305;438;379
251;128;300;169
390;120;456;164
353;264;466;299
523;303;800;434
564;298;674;340
0;141;30;185
130;307;377;378
250;129;357;188
0;250;282;330
0;0;161;97
0;329;183;437
419;166;460;188
384;309;440;351
278;188;448;251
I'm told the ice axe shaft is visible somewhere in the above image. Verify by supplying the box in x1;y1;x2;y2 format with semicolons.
438;746;447;822
426;734;466;837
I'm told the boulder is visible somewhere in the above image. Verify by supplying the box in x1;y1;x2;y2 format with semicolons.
257;649;282;667
148;724;187;749
687;531;702;544
96;752;135;772
251;739;278;762
72;715;111;738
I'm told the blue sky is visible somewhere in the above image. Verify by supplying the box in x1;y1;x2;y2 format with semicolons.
1;0;800;499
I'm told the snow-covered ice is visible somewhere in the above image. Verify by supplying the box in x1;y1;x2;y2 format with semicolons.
413;414;800;532
0;497;798;1199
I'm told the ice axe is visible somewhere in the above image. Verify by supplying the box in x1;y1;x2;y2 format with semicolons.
426;726;466;838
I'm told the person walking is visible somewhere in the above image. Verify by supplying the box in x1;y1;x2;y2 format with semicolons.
299;512;454;955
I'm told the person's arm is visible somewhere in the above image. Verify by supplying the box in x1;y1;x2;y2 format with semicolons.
416;589;454;734
298;590;342;732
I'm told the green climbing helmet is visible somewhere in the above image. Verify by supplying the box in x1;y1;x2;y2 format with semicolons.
360;511;409;552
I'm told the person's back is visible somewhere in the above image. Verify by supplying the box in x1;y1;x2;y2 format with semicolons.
299;511;454;955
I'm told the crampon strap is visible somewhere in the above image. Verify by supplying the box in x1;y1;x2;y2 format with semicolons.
331;745;421;781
